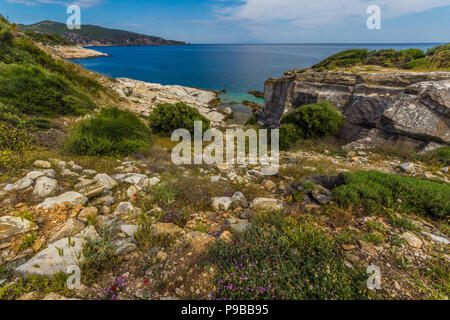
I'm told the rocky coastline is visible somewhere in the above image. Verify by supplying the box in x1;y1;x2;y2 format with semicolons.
259;69;450;151
38;44;110;59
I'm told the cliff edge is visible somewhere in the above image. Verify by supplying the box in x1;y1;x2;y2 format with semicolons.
259;70;450;151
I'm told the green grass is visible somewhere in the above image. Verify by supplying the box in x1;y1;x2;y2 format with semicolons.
333;171;450;219
0;63;95;116
206;215;370;300
65;107;152;156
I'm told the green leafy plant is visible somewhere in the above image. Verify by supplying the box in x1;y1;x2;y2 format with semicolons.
148;102;210;137
65;107;152;156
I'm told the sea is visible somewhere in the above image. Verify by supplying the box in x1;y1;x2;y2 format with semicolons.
71;43;441;121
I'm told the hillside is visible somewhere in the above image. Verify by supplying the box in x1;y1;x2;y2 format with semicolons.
19;20;187;47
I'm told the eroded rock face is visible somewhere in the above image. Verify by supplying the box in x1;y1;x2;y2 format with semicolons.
260;71;450;150
108;78;225;126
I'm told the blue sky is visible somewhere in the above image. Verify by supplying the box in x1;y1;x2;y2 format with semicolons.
1;0;449;44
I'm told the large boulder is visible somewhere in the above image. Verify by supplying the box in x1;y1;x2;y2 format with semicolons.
15;226;99;276
93;174;118;190
33;176;58;198
37;192;88;209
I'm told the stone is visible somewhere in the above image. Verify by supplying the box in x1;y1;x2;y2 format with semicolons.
71;164;83;172
222;107;233;116
310;185;333;204
262;179;277;191
90;194;115;206
43;169;57;178
421;232;449;245
33;160;51;169
61;169;79;177
114;202;141;217
48;218;86;243
0;216;38;244
219;231;232;243
151;223;184;238
26;171;44;180
229;219;250;233
127;184;142;199
15;226;99;276
78;207;98;221
216;163;230;173
231;192;248;209
43;293;78;300
252;198;282;211
111;239;137;256
93;174;118;190
11;177;34;191
33;176;58;198
442;167;449;173
17;292;39;300
399;163;416;174
82;183;104;198
156;251;168;262
124;174;147;186
142;177;160;188
211;197;233;212
82;169;97;176
120;224;138;237
401;232;423;249
37;192;88;209
210;175;221;182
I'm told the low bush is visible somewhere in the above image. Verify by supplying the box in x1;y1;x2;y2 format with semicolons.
148;102;210;137
0;63;96;116
333;171;450;219
0;121;35;172
280;101;344;139
279;124;304;150
207;219;369;300
65;107;152;156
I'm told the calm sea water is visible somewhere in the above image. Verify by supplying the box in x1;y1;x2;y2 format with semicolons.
72;43;440;112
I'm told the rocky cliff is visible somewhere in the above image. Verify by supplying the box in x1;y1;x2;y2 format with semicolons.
260;70;450;151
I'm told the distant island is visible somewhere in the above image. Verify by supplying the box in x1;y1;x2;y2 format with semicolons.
19;20;187;47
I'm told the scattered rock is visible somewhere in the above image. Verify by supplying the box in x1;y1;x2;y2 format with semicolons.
37;192;88;209
17;292;39;300
78;207;98;221
33;176;58;198
252;198;283;211
11;177;34;191
111;239;137;256
151;223;184;238
211;197;233;212
228;219;250;233
33;160;51;169
82;183;104;198
120;224;138;237
15;226;99;276
0;216;38;245
231;192;248;209
114;202;141;217
48;218;86;243
399;163;416;174
26;171;44;180
219;231;232;243
401;232;423;249
421;232;449;245
94;174;118;190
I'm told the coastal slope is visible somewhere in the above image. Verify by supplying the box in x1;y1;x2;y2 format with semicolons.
19;20;187;47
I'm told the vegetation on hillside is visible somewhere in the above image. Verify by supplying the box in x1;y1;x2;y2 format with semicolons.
279;102;344;150
22;30;74;46
312;44;450;71
149;102;211;137
65;107;152;156
19;20;186;46
208;216;370;300
333;171;450;219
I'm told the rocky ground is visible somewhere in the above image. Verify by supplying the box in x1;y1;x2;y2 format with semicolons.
0;141;448;300
37;44;110;59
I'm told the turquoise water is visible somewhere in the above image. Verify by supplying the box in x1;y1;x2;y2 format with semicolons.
71;43;440;105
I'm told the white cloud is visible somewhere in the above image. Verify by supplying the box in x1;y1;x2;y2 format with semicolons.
217;0;450;26
5;0;103;8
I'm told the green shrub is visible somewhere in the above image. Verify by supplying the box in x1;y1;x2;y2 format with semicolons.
333;171;450;219
65;107;152;156
406;58;433;70
281;101;344;139
279;124;304;150
0;63;95;116
207;220;369;300
245;113;258;125
148;102;210;137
